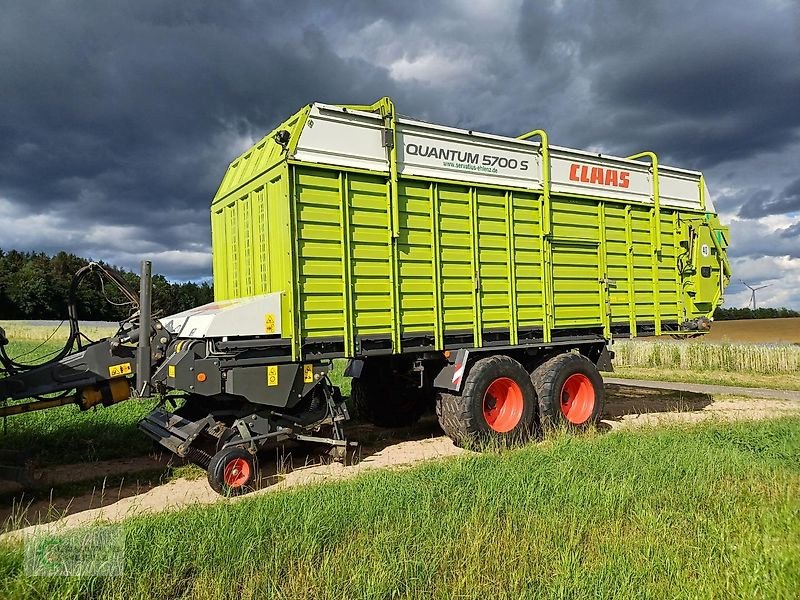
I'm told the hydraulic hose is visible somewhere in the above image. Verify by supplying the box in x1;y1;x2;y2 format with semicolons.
0;262;140;373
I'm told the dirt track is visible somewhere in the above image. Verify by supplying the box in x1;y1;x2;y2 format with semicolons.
604;377;800;401
3;380;800;539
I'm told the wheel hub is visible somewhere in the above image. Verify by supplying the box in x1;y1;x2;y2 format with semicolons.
560;373;595;425
482;377;524;433
223;457;251;488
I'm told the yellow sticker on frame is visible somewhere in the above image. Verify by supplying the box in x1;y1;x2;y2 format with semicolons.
109;363;132;378
265;313;276;334
267;365;279;386
303;364;313;383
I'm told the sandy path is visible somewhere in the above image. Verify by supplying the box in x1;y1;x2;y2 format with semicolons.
604;377;800;401
3;424;462;539
4;381;800;540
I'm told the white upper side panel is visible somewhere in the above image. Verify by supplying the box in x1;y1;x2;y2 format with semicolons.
290;103;708;211
550;148;653;204
659;167;704;210
397;118;542;190
293;104;388;172
162;292;283;339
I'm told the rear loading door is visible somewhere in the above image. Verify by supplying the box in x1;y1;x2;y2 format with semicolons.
681;218;730;314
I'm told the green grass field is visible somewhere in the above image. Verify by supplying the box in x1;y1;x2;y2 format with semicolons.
0;341;157;465
1;417;798;599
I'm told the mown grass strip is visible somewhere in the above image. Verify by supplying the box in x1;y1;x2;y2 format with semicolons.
0;397;158;465
1;418;798;599
1;341;156;464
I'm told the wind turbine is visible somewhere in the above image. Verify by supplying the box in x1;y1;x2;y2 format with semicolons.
739;280;770;310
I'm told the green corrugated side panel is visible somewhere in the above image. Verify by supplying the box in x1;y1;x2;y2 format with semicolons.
292;171;553;352
603;203;632;324
476;188;514;332
657;212;680;321
550;198;602;328
212;168;289;295
437;183;478;333
211;108;308;349
294;167;346;339
286;166;724;355
511;192;543;330
630;206;656;321
349;174;393;335
397;180;437;333
294;167;394;345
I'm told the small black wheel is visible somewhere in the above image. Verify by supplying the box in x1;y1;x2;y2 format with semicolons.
207;446;258;496
436;354;538;448
531;353;604;431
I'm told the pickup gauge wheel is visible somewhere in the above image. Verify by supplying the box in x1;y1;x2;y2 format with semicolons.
207;447;258;496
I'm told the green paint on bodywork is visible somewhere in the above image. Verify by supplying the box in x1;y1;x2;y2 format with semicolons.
210;98;730;359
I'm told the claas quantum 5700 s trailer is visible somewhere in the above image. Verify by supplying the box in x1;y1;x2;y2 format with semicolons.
0;97;730;495
154;97;729;491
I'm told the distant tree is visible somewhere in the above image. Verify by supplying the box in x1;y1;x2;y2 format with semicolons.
0;248;213;321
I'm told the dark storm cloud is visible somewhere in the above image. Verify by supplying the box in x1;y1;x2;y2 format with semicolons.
738;177;800;218
0;0;798;284
0;0;409;278
544;1;800;167
716;187;773;216
727;218;800;260
780;220;800;239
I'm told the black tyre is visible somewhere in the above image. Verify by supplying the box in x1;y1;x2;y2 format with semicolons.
207;446;258;496
352;373;429;428
436;354;538;447
531;353;604;431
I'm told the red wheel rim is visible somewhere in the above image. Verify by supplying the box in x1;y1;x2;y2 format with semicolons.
483;377;524;432
560;373;595;424
223;457;251;488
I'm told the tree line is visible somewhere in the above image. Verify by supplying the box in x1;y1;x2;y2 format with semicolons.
0;249;213;321
713;306;799;321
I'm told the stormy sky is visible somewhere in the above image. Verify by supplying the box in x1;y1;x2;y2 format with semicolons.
1;0;798;308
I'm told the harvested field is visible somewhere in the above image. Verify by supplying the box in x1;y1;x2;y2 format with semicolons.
701;317;799;344
612;339;800;374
